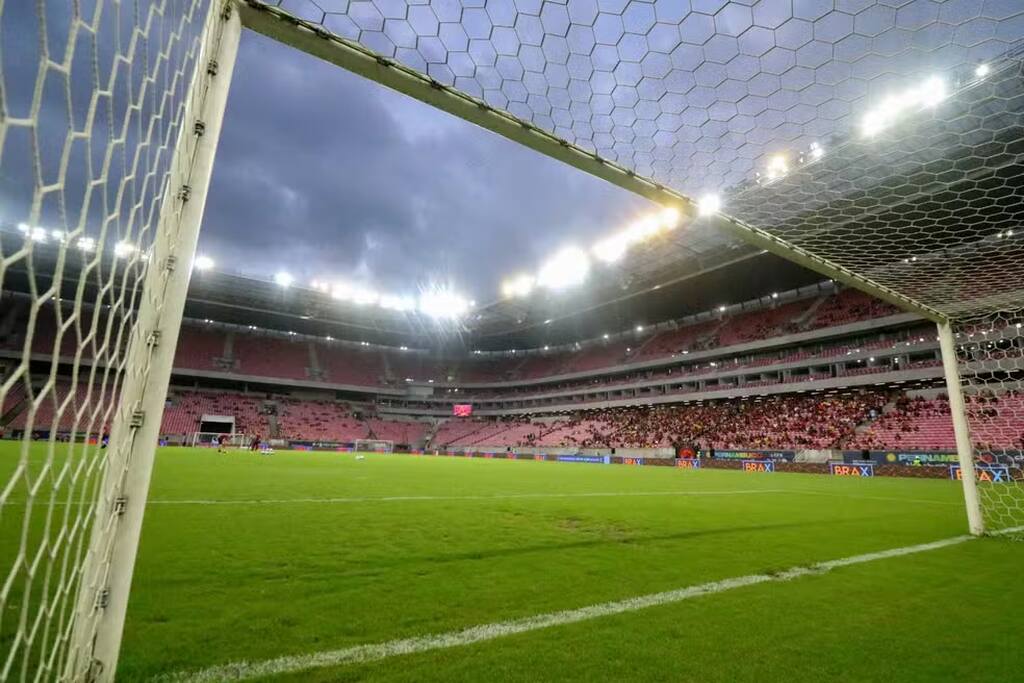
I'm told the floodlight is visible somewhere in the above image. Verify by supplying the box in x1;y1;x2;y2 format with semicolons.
194;255;215;271
380;294;415;311
808;142;824;161
538;246;589;290
113;241;135;257
50;230;65;242
592;235;628;264
697;194;721;216
76;237;96;252
352;288;379;306
274;271;294;287
636;325;643;332
766;154;788;180
331;282;352;300
975;63;990;79
603;333;609;339
17;223;29;234
626;217;659;241
718;305;727;312
502;274;535;298
418;289;469;318
659;207;680;228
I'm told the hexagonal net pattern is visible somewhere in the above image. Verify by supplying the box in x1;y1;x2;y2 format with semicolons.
244;0;1024;534
956;314;1024;536
0;1;216;679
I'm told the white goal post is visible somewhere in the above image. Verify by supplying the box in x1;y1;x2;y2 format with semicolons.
354;439;394;453
0;2;240;682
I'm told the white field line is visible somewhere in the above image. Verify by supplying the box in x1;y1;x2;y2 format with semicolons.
156;527;1023;683
142;489;784;506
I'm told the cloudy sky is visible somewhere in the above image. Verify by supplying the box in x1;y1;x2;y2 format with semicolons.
200;30;651;302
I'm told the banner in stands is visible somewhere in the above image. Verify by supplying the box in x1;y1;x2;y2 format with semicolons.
453;404;473;417
557;455;609;464
675;458;701;469
845;450;958;465
742;460;775;473
949;465;1012;482
829;462;875;477
708;449;795;462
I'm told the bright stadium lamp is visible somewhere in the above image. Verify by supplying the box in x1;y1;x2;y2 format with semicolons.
765;154;788;180
380;294;415;311
502;274;535;298
352;288;379;306
659;207;680;228
194;255;214;271
76;237;96;252
975;63;990;79
274;271;294;287
538;246;589;290
419;288;469;319
113;241;135;257
331;282;353;300
592;235;628;264
697;194;721;216
625;216;660;242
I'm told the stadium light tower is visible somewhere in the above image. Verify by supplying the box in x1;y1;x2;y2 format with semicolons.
274;271;294;287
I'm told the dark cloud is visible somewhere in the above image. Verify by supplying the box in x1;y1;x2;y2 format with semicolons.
200;31;652;302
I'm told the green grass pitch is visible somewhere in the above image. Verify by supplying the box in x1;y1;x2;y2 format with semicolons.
3;444;1024;681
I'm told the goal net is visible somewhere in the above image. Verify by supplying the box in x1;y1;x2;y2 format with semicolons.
191;432;250;448
231;0;1024;538
4;0;1024;680
0;1;234;680
354;439;394;454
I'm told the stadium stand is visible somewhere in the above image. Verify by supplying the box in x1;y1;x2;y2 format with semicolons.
233;336;311;381
846;393;1024;451
806;289;899;330
173;327;226;370
160;391;265;436
319;345;386;387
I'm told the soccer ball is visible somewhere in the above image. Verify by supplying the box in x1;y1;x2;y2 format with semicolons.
355;455;366;461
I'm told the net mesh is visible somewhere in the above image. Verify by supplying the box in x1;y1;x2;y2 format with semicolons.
0;1;215;679
354;439;394;453
246;0;1024;534
956;313;1024;535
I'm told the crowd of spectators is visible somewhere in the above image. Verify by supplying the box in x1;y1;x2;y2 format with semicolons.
441;391;893;450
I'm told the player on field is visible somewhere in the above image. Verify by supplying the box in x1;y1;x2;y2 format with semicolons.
250;434;261;452
217;434;228;454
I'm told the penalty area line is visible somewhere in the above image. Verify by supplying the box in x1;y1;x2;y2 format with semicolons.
155;528;1021;683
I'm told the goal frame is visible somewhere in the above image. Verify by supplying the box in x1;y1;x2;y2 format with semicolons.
354;438;394;453
66;4;243;680
234;0;983;535
46;0;1008;679
190;431;250;448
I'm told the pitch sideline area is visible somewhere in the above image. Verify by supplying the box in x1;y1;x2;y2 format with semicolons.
3;445;1022;680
